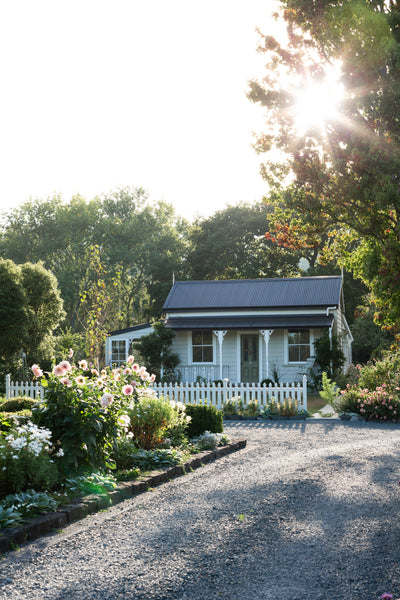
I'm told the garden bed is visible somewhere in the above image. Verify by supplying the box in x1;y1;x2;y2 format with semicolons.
0;438;246;554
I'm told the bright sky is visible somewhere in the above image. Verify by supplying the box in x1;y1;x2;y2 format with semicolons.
0;1;280;221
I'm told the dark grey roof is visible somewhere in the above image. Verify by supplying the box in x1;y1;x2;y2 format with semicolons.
162;277;342;311
166;315;333;330
108;323;152;337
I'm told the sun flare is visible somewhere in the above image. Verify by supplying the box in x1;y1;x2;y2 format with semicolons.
293;77;344;133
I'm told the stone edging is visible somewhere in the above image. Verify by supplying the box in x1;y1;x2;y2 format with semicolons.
0;439;247;555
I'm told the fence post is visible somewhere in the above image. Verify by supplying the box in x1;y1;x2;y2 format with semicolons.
302;374;307;410
5;374;10;399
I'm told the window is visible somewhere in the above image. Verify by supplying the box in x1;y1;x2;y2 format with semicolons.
192;331;213;363
111;340;126;366
288;329;310;362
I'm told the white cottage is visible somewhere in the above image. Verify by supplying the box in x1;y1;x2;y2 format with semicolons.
162;276;352;384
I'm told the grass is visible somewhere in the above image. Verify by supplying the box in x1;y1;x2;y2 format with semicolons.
307;393;326;415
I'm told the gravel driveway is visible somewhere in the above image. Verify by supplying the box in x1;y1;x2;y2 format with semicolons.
1;420;400;600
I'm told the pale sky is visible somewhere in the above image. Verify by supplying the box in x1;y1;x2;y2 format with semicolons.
0;1;280;221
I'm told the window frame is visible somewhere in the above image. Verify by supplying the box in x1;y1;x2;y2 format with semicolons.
111;339;126;366
191;330;214;364
285;328;313;364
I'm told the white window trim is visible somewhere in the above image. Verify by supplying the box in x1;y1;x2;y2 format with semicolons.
188;330;216;365
284;328;314;365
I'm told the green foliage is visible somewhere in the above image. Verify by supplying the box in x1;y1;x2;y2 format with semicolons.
62;472;118;497
1;490;59;520
0;397;36;412
196;431;230;450
261;400;280;418
0;259;28;360
112;443;185;471
248;1;400;331
242;400;259;417
313;331;345;380
19;261;65;366
319;372;339;410
0;422;59;499
184;404;223;438
0;410;32;432
351;307;393;363
0;258;64;380
188;202;303;280
279;398;299;417
126;394;189;450
78;245;121;369
222;398;239;416
0;505;24;529
32;355;151;473
136;321;179;381
338;350;400;420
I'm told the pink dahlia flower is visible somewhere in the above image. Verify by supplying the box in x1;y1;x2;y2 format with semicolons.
31;364;43;378
123;384;134;396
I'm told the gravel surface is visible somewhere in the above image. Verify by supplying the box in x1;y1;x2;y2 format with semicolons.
1;420;400;600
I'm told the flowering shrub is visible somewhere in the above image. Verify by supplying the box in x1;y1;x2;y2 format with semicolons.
126;392;190;450
32;353;155;472
0;422;58;498
338;351;400;421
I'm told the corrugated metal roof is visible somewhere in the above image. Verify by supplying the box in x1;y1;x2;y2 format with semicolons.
108;323;153;337
162;277;342;311
166;315;333;330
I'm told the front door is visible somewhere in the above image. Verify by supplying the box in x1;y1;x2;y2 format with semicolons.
241;334;259;383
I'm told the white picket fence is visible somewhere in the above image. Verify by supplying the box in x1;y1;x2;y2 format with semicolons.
5;373;307;411
153;376;307;410
5;374;44;400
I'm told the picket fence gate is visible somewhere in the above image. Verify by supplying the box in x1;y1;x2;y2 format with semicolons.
5;374;307;411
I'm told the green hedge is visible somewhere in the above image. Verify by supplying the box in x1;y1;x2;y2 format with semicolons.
0;397;37;412
185;404;223;438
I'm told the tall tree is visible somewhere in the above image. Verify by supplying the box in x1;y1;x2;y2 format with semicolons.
248;1;400;331
188;202;304;280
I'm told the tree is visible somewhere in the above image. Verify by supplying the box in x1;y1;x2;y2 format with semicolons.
135;321;180;382
0;259;28;361
19;261;65;366
0;259;64;385
0;188;191;330
248;1;400;331
78;245;121;369
188;202;304;280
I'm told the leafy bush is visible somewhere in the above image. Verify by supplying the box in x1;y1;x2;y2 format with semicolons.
185;404;223;437
196;431;230;450
261;400;280;418
31;354;154;472
0;397;36;412
243;400;259;417
338;351;400;421
1;490;59;519
0;422;59;498
126;393;190;450
313;331;345;381
222;398;239;416
279;397;298;417
0;410;32;432
319;372;340;410
61;472;117;497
